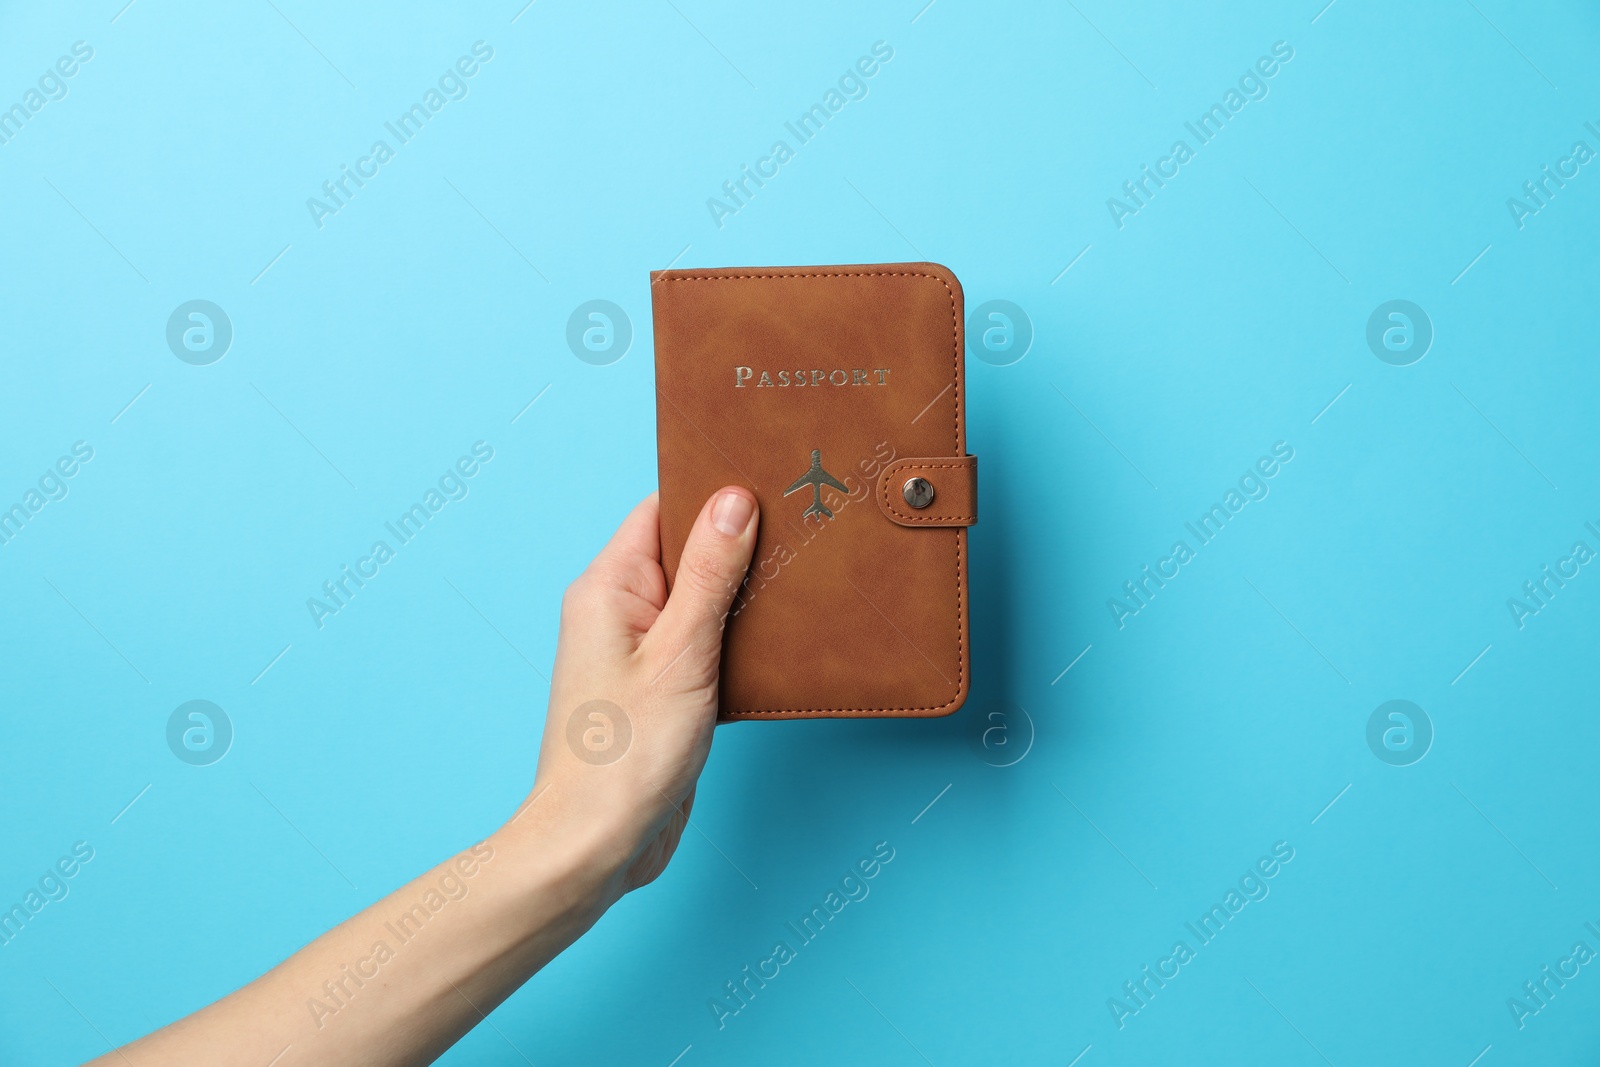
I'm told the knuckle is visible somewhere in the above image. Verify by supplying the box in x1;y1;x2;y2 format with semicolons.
680;550;732;597
560;575;594;618
582;558;627;592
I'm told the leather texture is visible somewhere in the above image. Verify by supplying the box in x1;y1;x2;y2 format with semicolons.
652;262;976;720
876;456;978;528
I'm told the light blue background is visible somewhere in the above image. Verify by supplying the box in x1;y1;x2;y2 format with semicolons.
2;0;1598;1063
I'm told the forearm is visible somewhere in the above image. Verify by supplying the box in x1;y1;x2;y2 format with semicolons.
93;799;628;1067
85;487;754;1066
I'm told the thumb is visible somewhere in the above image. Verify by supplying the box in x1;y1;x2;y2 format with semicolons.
647;487;759;684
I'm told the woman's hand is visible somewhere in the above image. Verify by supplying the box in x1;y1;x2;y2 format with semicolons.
90;487;758;1067
519;487;758;897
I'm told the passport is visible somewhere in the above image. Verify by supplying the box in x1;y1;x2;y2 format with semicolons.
651;263;977;720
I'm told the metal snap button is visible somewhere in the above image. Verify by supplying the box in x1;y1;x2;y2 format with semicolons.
902;476;935;509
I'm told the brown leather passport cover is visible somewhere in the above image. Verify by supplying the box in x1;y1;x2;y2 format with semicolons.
651;263;976;721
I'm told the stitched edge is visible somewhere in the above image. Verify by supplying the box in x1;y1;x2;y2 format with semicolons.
661;271;945;281
663;268;967;718
878;459;976;524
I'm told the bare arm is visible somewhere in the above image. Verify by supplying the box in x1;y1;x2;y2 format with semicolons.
90;487;758;1066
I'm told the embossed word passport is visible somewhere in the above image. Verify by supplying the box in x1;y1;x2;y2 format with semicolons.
652;263;977;721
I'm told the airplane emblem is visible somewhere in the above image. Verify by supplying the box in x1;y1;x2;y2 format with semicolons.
783;449;849;520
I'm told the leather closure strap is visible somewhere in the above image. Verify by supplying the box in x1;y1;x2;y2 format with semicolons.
876;456;977;527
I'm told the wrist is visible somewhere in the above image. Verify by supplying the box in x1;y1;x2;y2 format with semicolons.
489;782;645;918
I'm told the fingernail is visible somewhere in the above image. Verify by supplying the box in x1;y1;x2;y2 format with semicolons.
711;490;753;536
